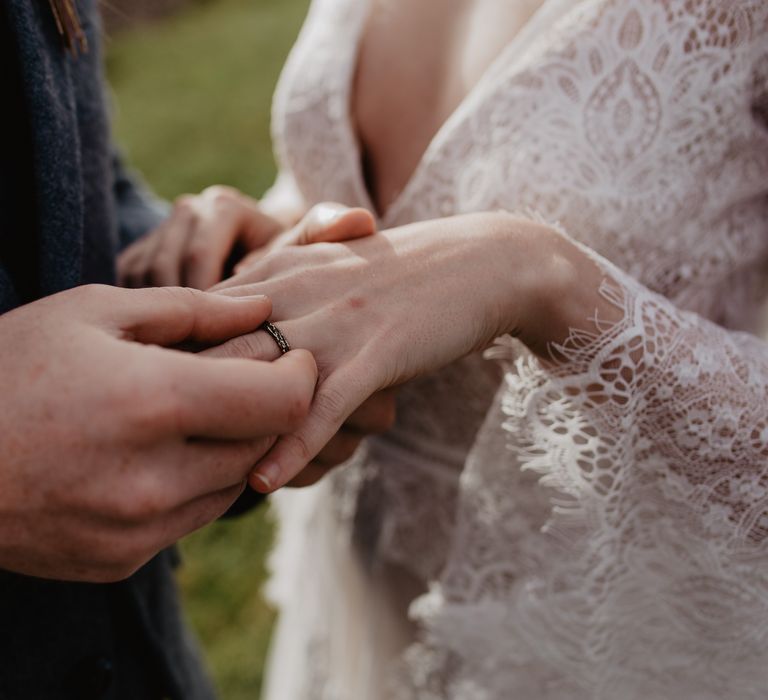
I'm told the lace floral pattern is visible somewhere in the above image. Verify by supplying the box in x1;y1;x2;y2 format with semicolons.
263;1;768;698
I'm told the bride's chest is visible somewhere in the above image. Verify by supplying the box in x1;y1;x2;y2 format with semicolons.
352;0;545;213
275;0;768;300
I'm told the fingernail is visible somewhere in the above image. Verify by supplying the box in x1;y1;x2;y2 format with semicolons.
253;462;281;492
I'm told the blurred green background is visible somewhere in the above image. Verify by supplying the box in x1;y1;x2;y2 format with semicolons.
105;1;309;697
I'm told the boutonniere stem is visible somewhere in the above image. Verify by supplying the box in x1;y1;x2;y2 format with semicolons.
48;0;88;56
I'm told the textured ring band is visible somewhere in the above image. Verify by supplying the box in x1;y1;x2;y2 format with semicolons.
261;321;291;355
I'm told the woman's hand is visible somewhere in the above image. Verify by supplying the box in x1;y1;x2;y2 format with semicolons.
119;190;384;489
118;185;376;290
207;211;604;492
284;388;396;488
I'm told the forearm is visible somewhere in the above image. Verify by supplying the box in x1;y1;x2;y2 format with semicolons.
451;211;625;362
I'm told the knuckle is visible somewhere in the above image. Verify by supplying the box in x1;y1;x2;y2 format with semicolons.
285;397;311;431
150;250;176;276
285;431;314;464
261;246;300;276
175;285;201;304
111;473;172;523
279;379;314;429
182;242;210;268
313;387;347;426
157;284;200;312
203;184;238;203
173;194;196;214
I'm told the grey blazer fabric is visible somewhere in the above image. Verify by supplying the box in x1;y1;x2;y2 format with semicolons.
0;1;215;698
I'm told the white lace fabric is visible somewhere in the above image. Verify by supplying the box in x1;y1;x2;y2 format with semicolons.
261;1;768;698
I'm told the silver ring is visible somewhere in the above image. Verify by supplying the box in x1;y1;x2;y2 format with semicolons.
261;321;291;355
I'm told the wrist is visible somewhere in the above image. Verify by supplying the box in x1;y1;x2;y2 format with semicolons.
490;213;614;360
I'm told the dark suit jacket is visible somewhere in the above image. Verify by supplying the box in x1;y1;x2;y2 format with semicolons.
0;2;257;697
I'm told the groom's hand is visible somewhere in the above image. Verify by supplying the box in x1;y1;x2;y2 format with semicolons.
119;186;284;290
117;187;376;291
0;284;317;582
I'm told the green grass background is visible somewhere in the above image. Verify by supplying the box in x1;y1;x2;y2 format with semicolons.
106;1;309;697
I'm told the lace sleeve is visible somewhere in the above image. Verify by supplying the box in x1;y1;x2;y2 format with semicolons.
504;246;768;548
394;248;768;698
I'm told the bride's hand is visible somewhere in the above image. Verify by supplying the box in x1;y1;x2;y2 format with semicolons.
207;211;603;492
118;185;376;289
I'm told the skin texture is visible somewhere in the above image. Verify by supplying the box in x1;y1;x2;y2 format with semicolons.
115;0;549;486
117;0;610;495
119;199;397;486
207;212;615;493
118;188;379;290
0;284;317;581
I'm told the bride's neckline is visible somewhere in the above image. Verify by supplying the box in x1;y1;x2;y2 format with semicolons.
339;0;565;223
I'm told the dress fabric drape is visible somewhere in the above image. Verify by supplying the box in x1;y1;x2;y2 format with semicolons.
262;1;768;698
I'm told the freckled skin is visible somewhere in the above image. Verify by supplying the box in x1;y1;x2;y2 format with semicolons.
0;285;318;581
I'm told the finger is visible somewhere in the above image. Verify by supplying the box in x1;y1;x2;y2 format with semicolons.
149;209;195;287
110;286;272;346
344;389;397;434
201;328;281;362
117;237;156;289
233;228;294;273
162;349;318;439
231;205;376;275
248;374;367;492
185;191;282;290
168;437;276;504
296;203;376;245
95;438;275;522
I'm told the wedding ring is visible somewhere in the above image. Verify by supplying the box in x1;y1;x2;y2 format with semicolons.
261;321;291;355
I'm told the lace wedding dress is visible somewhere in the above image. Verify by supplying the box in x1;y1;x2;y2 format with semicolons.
261;1;768;698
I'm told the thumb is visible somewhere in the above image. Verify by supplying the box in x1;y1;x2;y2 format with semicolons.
233;204;377;273
248;373;366;492
296;203;377;245
108;286;273;347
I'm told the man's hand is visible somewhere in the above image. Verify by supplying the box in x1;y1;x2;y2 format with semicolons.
118;186;283;290
118;183;375;290
0;284;317;582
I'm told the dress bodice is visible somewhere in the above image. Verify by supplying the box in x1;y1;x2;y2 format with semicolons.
265;2;768;698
